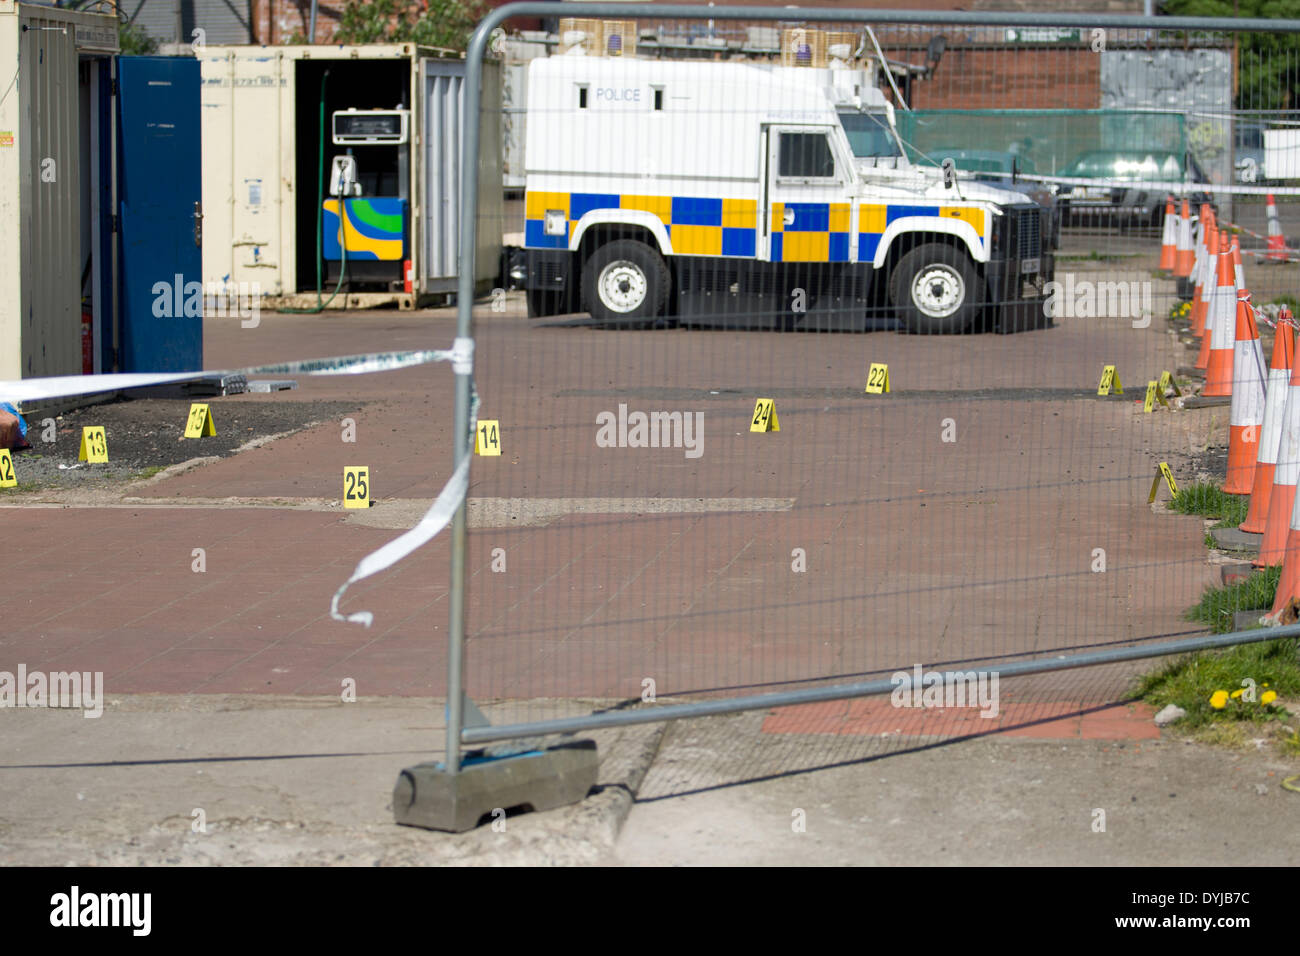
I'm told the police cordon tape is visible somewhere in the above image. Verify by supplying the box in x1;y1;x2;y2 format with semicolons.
331;384;479;628
1;339;479;630
0;347;469;404
990;172;1300;197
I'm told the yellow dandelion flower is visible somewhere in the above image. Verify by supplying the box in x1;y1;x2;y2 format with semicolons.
1210;690;1230;709
1261;690;1278;705
1231;688;1245;699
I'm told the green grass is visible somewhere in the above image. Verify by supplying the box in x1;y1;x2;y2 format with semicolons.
1059;250;1140;262
1169;482;1250;527
1187;566;1281;632
1281;728;1300;757
1271;294;1300;313
1136;636;1299;729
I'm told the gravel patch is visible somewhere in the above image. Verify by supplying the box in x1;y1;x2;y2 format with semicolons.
3;397;364;490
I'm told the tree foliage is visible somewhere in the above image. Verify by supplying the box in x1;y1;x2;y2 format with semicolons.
333;0;486;51
1161;0;1300;109
117;18;159;55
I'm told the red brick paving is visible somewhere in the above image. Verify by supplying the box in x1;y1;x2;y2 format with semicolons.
762;698;1161;740
0;306;1216;708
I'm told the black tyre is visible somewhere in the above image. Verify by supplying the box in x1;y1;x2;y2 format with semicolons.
889;242;983;334
581;239;669;325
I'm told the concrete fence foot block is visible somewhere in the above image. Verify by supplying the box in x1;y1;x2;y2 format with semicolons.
1210;526;1262;553
1184;395;1232;409
393;739;599;832
1232;609;1269;631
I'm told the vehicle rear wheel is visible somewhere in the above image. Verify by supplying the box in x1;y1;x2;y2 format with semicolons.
889;242;982;334
582;239;669;325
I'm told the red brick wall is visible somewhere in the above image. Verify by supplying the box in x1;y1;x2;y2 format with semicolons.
907;48;1101;110
250;0;347;44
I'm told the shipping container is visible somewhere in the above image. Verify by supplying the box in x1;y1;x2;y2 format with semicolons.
199;44;502;310
0;0;119;382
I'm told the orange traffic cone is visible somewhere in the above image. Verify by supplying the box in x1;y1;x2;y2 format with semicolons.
1266;193;1287;264
1174;199;1194;278
1224;288;1267;495
1191;211;1216;342
1266;463;1300;613
1202;235;1237;397
1232;231;1247;290
1194;223;1222;369
1246;308;1296;537
1261;310;1300;568
1158;196;1178;272
1236;239;1262;375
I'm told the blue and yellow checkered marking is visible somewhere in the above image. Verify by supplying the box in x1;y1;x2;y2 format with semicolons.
525;193;986;263
857;203;985;263
526;191;757;258
769;202;851;263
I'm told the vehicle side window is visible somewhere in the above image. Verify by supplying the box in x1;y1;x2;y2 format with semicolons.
779;132;836;179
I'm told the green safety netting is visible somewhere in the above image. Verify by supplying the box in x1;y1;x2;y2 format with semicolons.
896;109;1190;177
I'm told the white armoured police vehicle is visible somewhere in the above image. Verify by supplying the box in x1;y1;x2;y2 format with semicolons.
520;30;1055;333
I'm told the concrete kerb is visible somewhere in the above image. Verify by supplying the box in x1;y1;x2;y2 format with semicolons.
0;694;667;865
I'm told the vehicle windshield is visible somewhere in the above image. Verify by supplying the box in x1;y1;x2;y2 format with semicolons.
1064;153;1181;182
838;110;903;159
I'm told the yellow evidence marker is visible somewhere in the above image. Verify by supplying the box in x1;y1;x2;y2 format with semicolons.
1148;462;1180;503
1143;381;1158;413
1097;365;1123;396
343;466;370;509
474;420;502;456
0;448;15;488
184;403;217;438
1158;370;1182;398
78;426;108;463
750;398;779;433
865;363;891;394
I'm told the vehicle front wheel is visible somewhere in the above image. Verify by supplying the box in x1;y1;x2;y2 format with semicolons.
582;239;669;326
889;242;982;334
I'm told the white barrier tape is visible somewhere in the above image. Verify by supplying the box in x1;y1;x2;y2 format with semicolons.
1016;172;1300;197
1239;246;1299;261
0;349;452;405
451;337;475;376
1;343;482;630
329;384;480;627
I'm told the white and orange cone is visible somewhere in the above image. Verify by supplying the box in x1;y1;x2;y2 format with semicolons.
1265;455;1300;613
1202;235;1239;396
1191;211;1216;344
1158;196;1178;272
1237;319;1289;530
1236;240;1263;377
1174;198;1195;278
1241;315;1294;531
1190;222;1222;371
1266;193;1288;264
1266;490;1300;613
1224;286;1267;495
1196;228;1228;374
1253;314;1300;567
1233;230;1247;290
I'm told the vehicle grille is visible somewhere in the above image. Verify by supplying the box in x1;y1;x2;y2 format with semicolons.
1016;208;1041;260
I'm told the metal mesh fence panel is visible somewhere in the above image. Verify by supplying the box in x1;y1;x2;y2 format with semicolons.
448;7;1300;776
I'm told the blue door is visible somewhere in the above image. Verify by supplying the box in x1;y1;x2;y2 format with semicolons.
116;56;202;372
